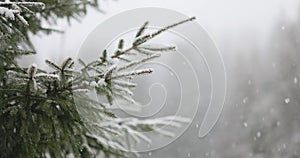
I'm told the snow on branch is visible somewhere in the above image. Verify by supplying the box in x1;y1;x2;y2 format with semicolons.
0;1;45;25
117;54;161;71
111;68;153;79
0;6;18;20
92;115;191;145
0;2;45;7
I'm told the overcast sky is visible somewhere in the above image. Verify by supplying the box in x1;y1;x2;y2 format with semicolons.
27;0;299;67
105;0;299;33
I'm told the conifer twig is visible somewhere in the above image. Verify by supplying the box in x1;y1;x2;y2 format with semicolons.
110;17;196;58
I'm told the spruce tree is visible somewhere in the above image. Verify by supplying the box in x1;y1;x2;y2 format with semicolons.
0;1;195;157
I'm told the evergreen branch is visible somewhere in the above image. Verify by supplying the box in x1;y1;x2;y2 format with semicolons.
112;79;137;88
111;68;153;79
3;48;36;55
117;54;160;71
0;2;45;7
27;64;37;80
135;21;149;38
110;17;196;58
132;17;196;47
104;65;117;82
45;59;61;71
139;45;177;52
0;11;196;157
61;57;73;70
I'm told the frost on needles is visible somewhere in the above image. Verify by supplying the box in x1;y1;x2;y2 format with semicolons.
0;1;195;157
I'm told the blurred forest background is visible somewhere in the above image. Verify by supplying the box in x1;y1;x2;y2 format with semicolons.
19;0;300;157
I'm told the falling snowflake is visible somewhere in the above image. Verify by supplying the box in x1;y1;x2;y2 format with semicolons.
282;143;287;149
285;98;290;104
205;152;210;157
187;153;191;157
256;131;262;138
247;80;252;85
243;122;248;127
294;77;298;84
242;97;248;104
276;121;281;127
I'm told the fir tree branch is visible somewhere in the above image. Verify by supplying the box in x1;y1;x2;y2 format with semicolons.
0;5;196;156
111;17;196;58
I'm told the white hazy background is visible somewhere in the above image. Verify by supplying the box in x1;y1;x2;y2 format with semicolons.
24;0;300;157
26;0;299;67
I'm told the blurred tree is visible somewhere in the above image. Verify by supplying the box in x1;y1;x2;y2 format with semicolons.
202;10;300;158
222;9;300;158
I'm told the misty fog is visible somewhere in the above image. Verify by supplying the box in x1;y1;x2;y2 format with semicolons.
20;0;300;157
